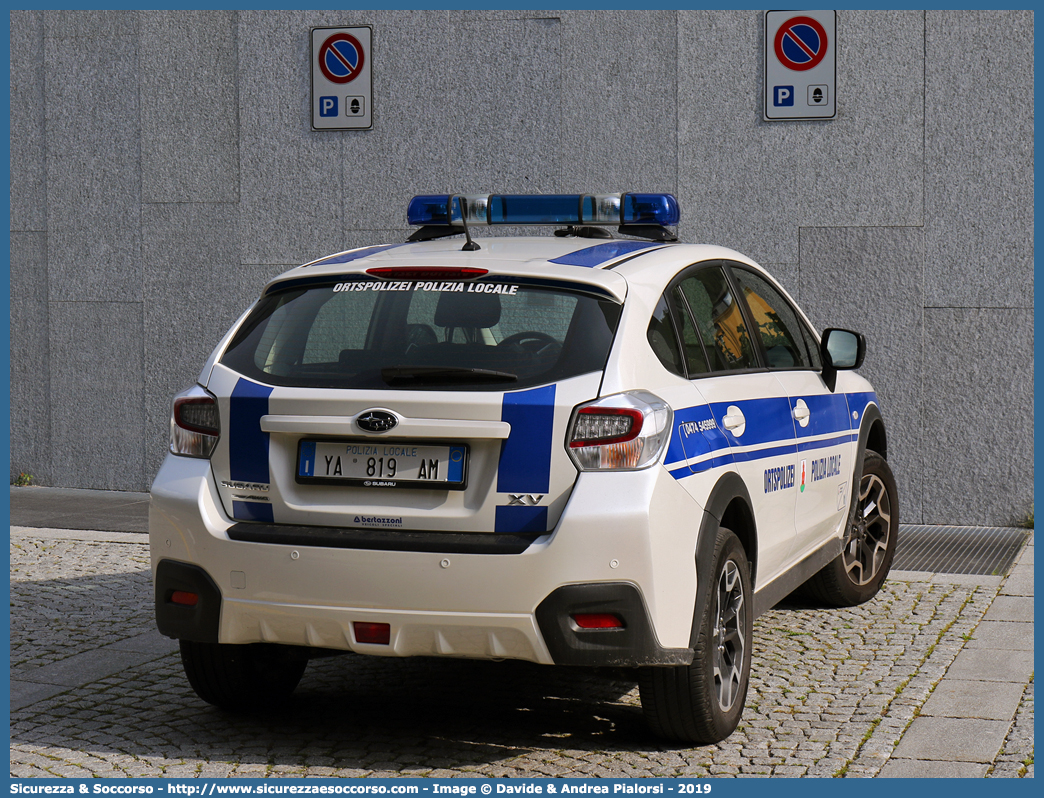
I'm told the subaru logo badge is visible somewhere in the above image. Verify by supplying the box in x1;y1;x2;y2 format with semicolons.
357;410;398;433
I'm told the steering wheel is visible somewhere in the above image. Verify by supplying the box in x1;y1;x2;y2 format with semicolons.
499;331;559;351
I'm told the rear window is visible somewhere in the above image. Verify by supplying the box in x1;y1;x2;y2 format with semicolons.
221;277;622;390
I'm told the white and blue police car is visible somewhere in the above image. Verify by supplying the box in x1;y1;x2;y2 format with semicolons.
151;193;897;744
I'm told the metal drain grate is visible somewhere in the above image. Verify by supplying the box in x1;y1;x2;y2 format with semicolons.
893;525;1031;575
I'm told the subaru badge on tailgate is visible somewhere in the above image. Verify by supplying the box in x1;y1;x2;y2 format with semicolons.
357;410;398;433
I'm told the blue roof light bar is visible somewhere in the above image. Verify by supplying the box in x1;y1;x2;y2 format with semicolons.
406;193;680;228
621;194;681;227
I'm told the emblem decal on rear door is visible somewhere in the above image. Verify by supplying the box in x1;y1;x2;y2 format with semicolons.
220;481;269;492
508;494;544;506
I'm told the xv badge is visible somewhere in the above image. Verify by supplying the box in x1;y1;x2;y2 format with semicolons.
508;494;544;507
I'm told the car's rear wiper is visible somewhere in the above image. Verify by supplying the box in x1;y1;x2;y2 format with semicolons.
381;366;518;386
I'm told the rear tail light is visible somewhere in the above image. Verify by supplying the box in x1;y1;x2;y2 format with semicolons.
567;391;672;471
170;385;220;458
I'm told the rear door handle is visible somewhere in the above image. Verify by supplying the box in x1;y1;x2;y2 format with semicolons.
792;399;810;427
722;405;746;437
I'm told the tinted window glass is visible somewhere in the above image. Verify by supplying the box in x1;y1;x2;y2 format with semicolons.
798;317;823;370
730;267;818;369
302;290;378;362
222;278;621;390
669;286;710;375
647;295;684;376
677;266;756;371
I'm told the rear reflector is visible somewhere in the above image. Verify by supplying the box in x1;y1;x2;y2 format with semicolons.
170;591;199;607
354;621;391;645
572;613;624;630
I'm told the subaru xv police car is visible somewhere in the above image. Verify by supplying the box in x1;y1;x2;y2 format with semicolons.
151;193;897;744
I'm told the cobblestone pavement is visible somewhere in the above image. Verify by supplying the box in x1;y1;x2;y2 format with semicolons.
10;534;1033;778
989;677;1034;778
10;537;153;672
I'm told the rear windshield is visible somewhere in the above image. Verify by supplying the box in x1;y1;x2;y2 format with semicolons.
221;277;622;390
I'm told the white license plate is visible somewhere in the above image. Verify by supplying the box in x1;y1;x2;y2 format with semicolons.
297;440;467;488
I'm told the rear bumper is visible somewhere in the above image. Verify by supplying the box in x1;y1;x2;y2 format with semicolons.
150;454;701;666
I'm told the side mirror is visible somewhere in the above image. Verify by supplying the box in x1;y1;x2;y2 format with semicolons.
820;328;866;392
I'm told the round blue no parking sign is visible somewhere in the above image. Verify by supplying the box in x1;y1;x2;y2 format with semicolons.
319;32;365;84
774;16;828;71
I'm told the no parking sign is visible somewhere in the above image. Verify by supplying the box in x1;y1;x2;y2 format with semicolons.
311;26;373;130
764;10;836;121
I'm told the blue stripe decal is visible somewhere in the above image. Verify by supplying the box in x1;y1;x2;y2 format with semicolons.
495;506;549;534
548;241;661;268
666;392;873;482
298;441;316;477
232;501;274;523
232;501;273;520
680;452;737;476
797;433;859;453
304;243;407;268
674;439;849;478
846;391;878;425
729;442;800;463
229;378;273;485
497;385;556;495
711;397;796;448
793;393;854;438
666;404;733;472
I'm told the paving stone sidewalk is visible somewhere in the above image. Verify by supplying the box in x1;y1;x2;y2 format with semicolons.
9;525;1033;779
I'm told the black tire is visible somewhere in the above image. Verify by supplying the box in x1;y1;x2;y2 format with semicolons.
802;449;899;607
179;641;308;711
638;527;753;744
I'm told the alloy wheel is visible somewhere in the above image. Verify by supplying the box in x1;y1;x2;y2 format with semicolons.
843;473;892;585
712;559;746;712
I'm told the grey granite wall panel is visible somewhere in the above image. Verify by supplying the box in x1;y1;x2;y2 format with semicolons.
42;10;138;37
922;308;1033;525
140;11;239;204
10;233;51;484
798;226;925;524
678;10;924;262
559;11;677;194
10;10;46;232
49;302;144;491
45;31;141;302
236;10;349;265
452;17;562;193
240;10;561;256
142;204;242;483
339;10;457;232
925;11;1034;309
